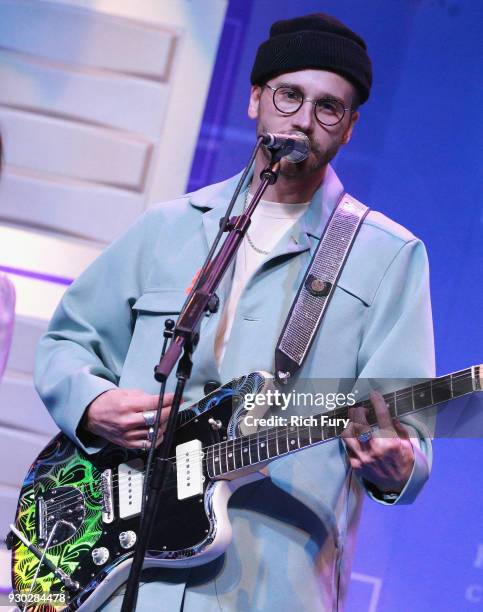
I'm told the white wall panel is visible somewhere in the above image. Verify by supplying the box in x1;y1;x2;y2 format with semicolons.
0;170;145;242
0;0;177;80
2;316;46;376
1;108;151;190
0;484;20;541
0;375;58;437
3;274;66;321
0;425;51;488
0;51;170;138
0;227;101;280
0;1;227;578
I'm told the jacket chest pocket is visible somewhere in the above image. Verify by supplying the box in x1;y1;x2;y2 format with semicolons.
131;289;186;334
132;289;186;313
122;290;188;388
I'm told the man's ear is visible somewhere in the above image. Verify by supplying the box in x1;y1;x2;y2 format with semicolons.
248;85;262;119
341;111;359;145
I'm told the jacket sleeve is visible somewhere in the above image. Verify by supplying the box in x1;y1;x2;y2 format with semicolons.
34;210;156;454
355;238;435;505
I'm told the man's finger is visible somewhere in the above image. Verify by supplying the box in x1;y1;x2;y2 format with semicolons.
342;422;372;461
370;391;395;431
350;404;369;428
161;392;176;407
393;418;410;440
127;405;171;428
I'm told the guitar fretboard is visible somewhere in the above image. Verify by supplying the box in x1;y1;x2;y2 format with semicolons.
206;366;481;478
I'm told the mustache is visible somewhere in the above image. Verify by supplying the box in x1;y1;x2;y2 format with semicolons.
257;127;321;158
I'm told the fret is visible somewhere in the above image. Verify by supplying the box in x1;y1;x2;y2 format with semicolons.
248;433;259;465
267;428;278;458
322;420;336;441
385;393;397;418
212;443;222;477
258;430;270;462
287;425;299;450
226;438;236;472
452;369;474;397
206;446;214;479
432;375;452;404
240;435;251;467
310;415;324;444
412;381;432;411
219;441;229;474
394;389;413;417
278;426;289;455
233;436;243;470
299;421;311;448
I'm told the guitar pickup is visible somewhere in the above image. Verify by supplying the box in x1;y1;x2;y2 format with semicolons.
118;459;144;520
176;440;204;500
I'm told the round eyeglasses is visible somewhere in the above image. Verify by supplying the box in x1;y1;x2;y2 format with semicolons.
264;84;352;126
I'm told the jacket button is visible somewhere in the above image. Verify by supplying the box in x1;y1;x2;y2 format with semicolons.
204;380;221;395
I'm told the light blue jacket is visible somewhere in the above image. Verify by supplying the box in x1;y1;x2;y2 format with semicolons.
35;166;435;611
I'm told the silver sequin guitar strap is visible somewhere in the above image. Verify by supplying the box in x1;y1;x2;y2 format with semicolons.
275;192;370;383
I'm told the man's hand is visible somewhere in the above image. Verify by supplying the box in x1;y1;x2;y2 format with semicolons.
83;389;173;449
341;391;415;494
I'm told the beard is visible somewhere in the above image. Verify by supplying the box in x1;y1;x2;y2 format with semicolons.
256;121;339;179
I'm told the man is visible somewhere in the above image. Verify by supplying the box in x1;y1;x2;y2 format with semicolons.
35;13;434;611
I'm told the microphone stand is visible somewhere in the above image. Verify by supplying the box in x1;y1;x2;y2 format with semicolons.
121;143;293;612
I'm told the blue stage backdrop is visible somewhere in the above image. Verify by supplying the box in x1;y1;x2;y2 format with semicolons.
187;1;483;610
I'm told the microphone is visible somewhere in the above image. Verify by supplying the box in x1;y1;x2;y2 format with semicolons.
261;131;310;163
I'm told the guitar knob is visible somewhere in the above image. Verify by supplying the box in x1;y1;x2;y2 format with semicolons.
92;547;109;566
119;531;137;549
204;380;220;395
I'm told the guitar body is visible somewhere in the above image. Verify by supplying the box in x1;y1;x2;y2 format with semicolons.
10;372;271;611
11;364;481;611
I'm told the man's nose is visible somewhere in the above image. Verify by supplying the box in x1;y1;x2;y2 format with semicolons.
291;100;315;132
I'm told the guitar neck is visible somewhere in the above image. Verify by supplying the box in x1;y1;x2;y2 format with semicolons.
207;365;482;479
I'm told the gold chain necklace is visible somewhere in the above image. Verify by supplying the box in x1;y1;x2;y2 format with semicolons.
243;187;270;256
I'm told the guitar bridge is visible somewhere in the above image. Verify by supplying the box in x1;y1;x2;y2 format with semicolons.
101;469;114;523
36;487;85;547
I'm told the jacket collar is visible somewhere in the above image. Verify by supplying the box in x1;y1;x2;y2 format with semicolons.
189;164;345;252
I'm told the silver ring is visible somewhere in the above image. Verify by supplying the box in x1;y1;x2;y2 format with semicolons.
142;440;148;452
143;410;156;427
147;426;155;441
357;429;373;443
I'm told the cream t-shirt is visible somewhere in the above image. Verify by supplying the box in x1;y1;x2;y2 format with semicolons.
214;192;309;367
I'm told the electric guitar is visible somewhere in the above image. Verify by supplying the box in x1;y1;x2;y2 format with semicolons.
9;366;482;611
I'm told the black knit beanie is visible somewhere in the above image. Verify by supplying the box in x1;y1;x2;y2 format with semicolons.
251;13;372;104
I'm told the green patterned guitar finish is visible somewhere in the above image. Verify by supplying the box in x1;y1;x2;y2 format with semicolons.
12;435;107;610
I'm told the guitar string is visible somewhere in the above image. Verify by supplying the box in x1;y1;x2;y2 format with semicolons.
42;421;472;516
41;374;473;518
39;372;474;514
38;371;475;513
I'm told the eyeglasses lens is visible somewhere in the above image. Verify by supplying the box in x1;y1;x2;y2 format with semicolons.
272;86;345;126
